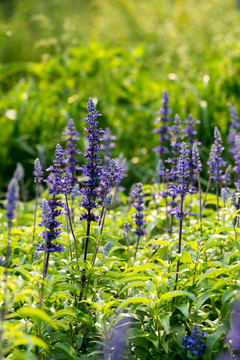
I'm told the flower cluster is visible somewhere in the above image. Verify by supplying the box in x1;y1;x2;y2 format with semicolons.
192;143;202;174
183;114;201;183
131;183;147;236
33;158;43;183
14;163;24;181
207;127;226;182
169;142;196;197
5;178;19;222
227;103;240;153
62;118;81;185
166;114;182;183
100;159;123;190
79;98;104;222
101;127;116;168
153;90;172;159
182;324;208;359
35;199;64;253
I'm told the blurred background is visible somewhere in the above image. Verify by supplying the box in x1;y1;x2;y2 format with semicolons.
0;0;240;198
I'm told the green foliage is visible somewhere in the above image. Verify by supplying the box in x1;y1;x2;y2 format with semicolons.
1;187;240;359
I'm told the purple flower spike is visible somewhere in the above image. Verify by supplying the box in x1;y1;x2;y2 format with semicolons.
182;324;207;359
192;143;202;173
221;165;231;189
207;127;226;182
5;178;19;222
79;98;104;223
33;158;43;183
131;183;147;237
100;159;123;190
169;142;196;197
227;103;240;153
62;118;81;184
35;198;64;253
152;90;172;159
166;114;182;183
101;127;116;168
14;163;24;181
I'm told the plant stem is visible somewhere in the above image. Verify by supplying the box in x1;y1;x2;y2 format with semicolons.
134;234;141;260
65;195;78;262
198;173;202;234
216;180;219;221
202;176;211;208
0;222;12;358
33;183;39;244
172;195;184;310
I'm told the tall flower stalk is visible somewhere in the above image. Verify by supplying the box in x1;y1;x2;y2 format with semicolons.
131;183;147;260
153;90;172;183
33;158;43;244
62;118;81;186
79;98;104;262
169;143;195;299
1;177;19;349
192;143;202;233
206;127;226;220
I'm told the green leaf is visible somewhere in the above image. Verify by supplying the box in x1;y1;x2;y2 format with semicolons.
117;297;152;310
161;291;196;302
206;325;227;360
17;307;58;329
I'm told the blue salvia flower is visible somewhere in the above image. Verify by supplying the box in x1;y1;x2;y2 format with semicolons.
35;199;64;253
79;98;104;223
207;127;226;182
182;324;208;359
70;183;79;200
131;183;147;259
14;163;24;181
33;158;43;183
131;183;147;237
192;143;202;174
221;188;228;204
101;127;116;168
221;165;231;189
103;194;113;208
62;118;81;185
166;114;182;183
183;114;201;184
36;145;66;254
227;103;240;153
5;178;19;223
169;142;196;198
153;90;172;160
100;159;123;191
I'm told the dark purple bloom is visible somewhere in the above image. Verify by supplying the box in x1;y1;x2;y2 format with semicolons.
182;324;207;359
35;198;64;253
183;114;201;184
70;183;79;200
227;103;240;153
221;165;231;189
166;114;182;183
101;127;116;168
207;127;227;182
62;118;81;184
169;142;196;197
170;208;194;219
79;98;104;223
14;163;24;181
100;159;123;190
153;90;172;159
5;178;19;222
131;183;147;237
192;143;202;173
33;158;43;183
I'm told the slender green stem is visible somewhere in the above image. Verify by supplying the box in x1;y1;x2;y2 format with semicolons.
172;195;184;310
33;183;39;244
65;195;78;262
134;234;141;260
0;222;12;359
198;173;202;234
216;180;219;221
202;176;211;208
